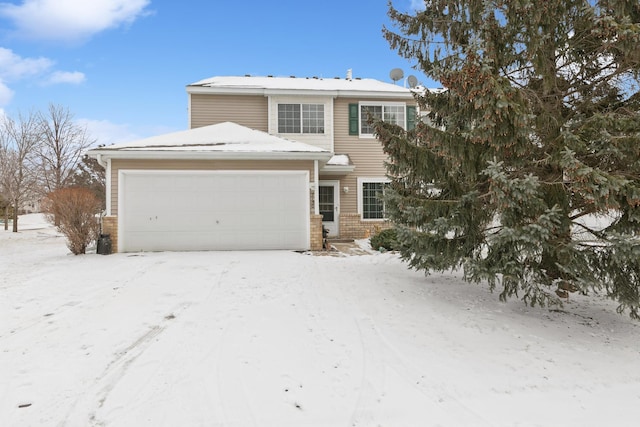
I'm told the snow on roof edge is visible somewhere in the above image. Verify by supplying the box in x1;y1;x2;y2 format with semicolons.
87;122;330;154
187;75;419;94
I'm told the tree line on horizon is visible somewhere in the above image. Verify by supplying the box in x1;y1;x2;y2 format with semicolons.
0;104;105;233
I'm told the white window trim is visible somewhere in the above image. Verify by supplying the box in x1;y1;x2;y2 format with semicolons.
277;103;325;135
358;101;406;138
357;177;390;221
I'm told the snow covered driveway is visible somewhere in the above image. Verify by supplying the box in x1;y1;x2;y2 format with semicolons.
2;217;639;426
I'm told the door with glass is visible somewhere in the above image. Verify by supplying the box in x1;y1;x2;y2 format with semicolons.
318;181;340;237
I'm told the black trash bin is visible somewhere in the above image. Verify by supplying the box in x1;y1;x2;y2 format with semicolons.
97;234;112;255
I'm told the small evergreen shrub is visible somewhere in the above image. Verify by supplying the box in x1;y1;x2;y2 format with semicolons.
370;228;399;251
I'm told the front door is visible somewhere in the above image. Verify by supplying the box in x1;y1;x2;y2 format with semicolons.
319;181;340;237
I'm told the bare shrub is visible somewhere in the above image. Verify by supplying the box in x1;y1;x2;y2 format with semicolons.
42;187;101;255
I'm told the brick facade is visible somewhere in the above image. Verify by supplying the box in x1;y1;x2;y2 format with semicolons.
339;213;391;240
310;214;324;251
101;216;118;253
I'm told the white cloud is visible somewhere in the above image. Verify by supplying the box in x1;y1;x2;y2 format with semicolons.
45;70;86;85
0;47;52;80
79;118;179;148
0;80;14;106
410;0;426;11
0;47;87;102
0;0;151;42
79;118;148;147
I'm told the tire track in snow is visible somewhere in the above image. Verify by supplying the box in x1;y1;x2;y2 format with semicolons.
215;335;259;427
350;317;385;426
350;316;493;427
299;258;356;400
3;258;157;339
59;303;190;427
214;262;259;427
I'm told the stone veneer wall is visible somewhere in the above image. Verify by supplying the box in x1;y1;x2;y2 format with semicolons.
102;216;118;253
310;214;324;251
339;213;392;240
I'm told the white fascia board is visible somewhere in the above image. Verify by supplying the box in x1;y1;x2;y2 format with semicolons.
186;86;268;96
264;89;339;97
319;164;356;174
187;86;413;100
187;86;340;97
87;150;333;162
337;90;415;99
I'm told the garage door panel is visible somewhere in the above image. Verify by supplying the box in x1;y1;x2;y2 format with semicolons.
125;230;308;252
123;222;307;251
120;171;309;251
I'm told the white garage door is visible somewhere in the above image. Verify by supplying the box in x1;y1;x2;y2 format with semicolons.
119;170;310;252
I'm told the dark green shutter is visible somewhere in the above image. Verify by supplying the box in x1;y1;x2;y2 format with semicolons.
348;103;359;135
406;105;417;130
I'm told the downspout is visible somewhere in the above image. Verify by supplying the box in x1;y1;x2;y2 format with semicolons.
96;154;112;216
314;160;319;215
267;96;272;134
187;92;192;129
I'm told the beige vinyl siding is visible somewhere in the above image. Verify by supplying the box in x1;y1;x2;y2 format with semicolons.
331;97;414;214
190;94;268;131
110;159;314;216
268;95;334;151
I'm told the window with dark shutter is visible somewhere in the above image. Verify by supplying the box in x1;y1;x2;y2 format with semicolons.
406;105;417;131
348;103;359;135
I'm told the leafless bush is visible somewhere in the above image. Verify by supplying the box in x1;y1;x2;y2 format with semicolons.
42;187;101;255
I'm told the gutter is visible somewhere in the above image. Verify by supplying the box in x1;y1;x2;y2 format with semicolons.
95;153;108;168
93;153;112;216
186;86;414;100
86;149;333;162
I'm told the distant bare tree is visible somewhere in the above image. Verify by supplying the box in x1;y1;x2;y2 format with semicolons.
37;104;95;195
0;111;41;232
0;127;11;230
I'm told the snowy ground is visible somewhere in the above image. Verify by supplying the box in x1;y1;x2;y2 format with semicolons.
1;215;639;427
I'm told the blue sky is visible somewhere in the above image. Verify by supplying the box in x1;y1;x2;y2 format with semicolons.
0;0;431;146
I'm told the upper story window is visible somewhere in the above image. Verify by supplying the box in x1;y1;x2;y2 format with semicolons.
360;104;405;135
349;102;416;137
278;104;324;134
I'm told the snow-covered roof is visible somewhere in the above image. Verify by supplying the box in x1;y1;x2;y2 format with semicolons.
187;75;416;98
326;154;351;166
321;154;355;175
87;122;332;161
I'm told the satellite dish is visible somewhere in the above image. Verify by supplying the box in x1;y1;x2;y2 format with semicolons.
407;75;419;88
390;68;404;83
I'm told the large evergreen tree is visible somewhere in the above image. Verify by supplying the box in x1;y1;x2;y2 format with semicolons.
379;0;640;317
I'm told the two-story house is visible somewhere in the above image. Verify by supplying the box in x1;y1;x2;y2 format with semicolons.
88;74;416;252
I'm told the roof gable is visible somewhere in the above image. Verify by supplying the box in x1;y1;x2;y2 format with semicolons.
87;122;331;161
